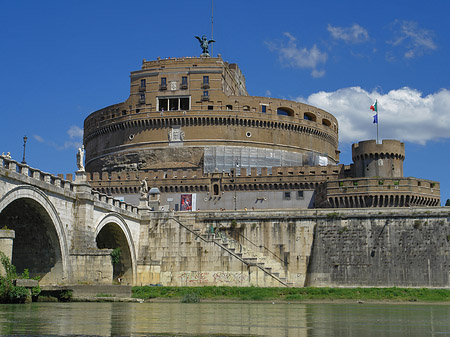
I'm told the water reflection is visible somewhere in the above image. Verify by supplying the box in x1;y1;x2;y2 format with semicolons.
0;302;448;336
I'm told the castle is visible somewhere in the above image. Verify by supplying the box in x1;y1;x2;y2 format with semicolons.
0;50;446;289
83;54;440;210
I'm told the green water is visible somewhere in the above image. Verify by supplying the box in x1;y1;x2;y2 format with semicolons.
0;302;448;336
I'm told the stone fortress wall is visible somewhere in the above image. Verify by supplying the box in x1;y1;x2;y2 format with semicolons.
136;208;450;288
0;155;447;288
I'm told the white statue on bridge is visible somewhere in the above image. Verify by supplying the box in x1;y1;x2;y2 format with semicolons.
140;178;149;197
76;145;85;172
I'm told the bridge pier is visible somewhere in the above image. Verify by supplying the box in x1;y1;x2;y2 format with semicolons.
0;229;15;276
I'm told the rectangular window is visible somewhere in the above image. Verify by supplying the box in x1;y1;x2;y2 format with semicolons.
158;96;190;111
180;97;190;110
203;76;209;84
169;98;179;111
203;91;209;97
182;76;188;85
297;191;304;199
159;98;168;111
139;93;145;103
208;105;213;110
140;79;146;88
261;105;266;113
160;77;167;90
283;191;291;200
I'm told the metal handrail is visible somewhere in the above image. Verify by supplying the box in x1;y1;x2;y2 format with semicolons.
169;216;288;287
229;228;288;266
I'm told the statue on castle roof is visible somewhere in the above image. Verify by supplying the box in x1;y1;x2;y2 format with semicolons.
195;35;215;57
76;145;85;172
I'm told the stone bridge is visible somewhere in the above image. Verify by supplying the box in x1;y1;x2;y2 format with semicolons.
0;156;142;285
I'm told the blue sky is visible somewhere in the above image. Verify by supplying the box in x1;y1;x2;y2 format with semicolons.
1;0;449;203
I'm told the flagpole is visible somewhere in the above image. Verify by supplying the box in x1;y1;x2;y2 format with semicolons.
370;100;379;144
377;107;379;144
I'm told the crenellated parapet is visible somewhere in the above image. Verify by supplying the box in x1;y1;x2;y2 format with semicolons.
352;139;405;178
87;164;345;196
315;176;440;208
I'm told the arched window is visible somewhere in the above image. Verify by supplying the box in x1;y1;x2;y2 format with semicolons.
304;112;316;122
322;118;331;127
277;107;294;116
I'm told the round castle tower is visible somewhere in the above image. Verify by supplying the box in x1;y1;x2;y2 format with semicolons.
352;140;405;178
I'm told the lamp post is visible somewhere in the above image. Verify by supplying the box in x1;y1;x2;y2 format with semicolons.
233;160;239;211
22;136;28;164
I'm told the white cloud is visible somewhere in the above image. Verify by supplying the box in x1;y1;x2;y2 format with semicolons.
300;87;450;145
67;125;83;139
32;126;83;151
327;24;369;44
266;32;327;78
33;135;44;143
388;20;437;59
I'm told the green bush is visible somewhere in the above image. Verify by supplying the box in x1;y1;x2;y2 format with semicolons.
58;290;72;302
181;292;200;303
110;248;121;265
0;252;30;303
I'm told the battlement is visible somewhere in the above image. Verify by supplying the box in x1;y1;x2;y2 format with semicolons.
352;139;405;161
316;176;440;208
88;165;344;182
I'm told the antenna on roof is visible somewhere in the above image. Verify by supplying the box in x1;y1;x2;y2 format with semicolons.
211;0;214;57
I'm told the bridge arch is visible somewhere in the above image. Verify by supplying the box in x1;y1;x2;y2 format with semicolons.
0;185;69;284
94;213;137;285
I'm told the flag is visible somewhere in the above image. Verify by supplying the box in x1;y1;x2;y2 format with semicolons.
370;100;377;112
373;114;378;124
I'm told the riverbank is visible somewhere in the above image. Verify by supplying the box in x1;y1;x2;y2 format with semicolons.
132;286;450;303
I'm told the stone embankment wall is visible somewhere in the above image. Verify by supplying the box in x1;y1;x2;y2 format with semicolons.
307;209;450;287
136;210;316;287
136;208;450;288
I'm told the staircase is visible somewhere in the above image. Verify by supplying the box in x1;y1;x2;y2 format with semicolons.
212;231;292;287
169;217;291;287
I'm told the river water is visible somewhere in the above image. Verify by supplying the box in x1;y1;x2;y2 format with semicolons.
0;302;449;336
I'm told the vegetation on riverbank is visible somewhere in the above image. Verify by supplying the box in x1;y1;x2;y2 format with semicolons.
0;252;40;303
132;286;450;303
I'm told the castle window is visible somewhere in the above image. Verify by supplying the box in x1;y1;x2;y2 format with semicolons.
158;96;190;111
202;91;209;101
208;105;214;110
140;79;146;88
181;76;188;89
304;112;316;121
160;77;167;90
322;118;331;127
277;107;294;116
297;191;304;199
202;76;210;89
169;98;179;111
180;97;190;110
139;93;145;104
283;191;291;200
226;105;233;110
261;105;266;113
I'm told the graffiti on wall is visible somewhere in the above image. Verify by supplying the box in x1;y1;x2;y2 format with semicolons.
177;271;247;285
